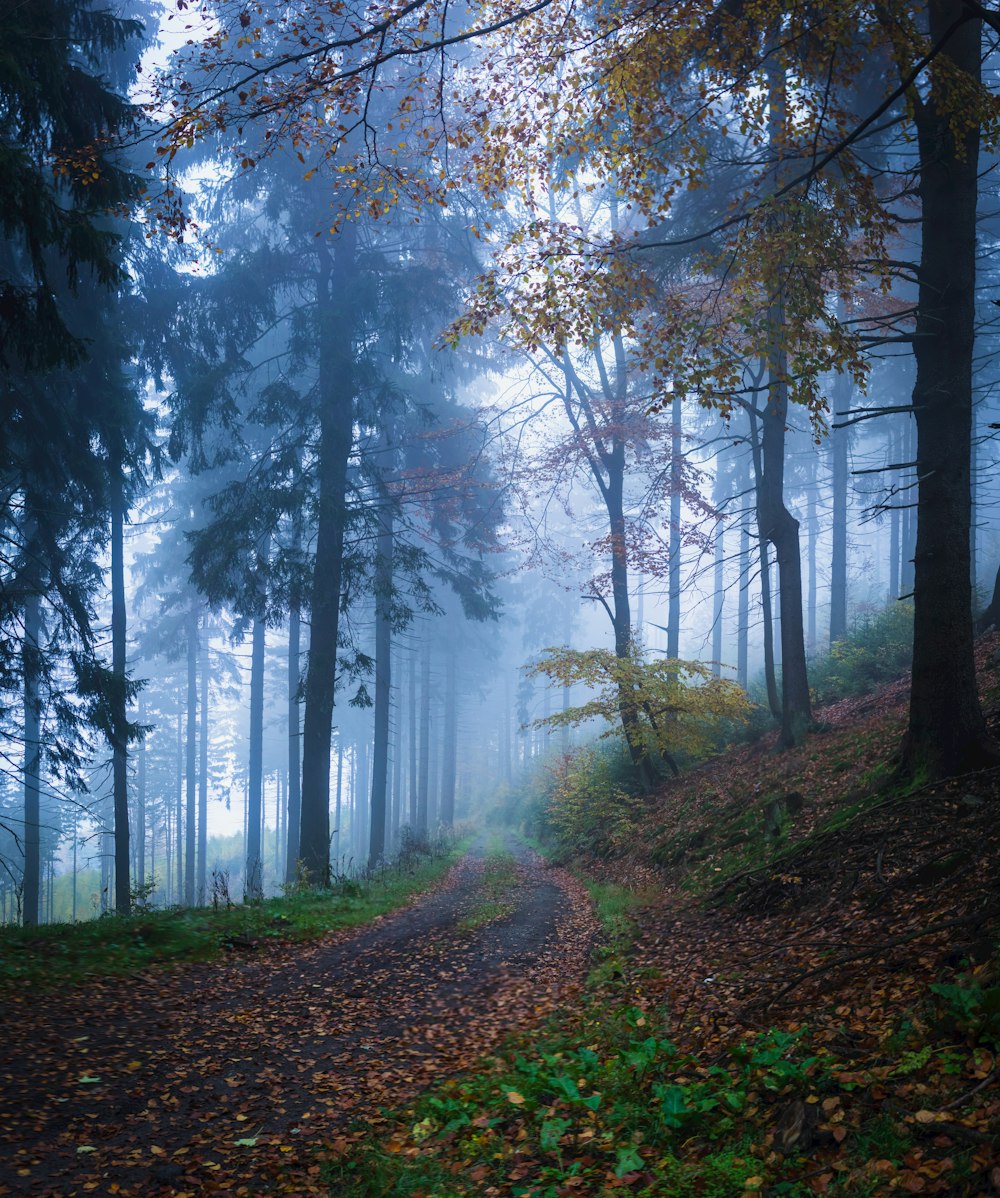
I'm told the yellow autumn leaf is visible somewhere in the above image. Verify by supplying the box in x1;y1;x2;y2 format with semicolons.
506;1090;526;1105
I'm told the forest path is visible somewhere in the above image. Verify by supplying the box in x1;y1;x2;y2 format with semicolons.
0;837;597;1197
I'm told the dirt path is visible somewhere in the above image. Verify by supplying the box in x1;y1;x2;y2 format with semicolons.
0;839;597;1197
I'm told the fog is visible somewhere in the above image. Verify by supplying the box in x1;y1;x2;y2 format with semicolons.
2;0;1000;922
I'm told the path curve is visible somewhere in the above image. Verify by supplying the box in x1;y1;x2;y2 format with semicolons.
0;839;597;1197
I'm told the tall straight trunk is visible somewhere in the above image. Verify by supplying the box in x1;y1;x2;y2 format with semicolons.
901;416;917;594
357;739;370;861
829;372;851;645
668;391;682;660
737;509;750;690
408;645;418;827
759;55;811;747
391;653;402;852
502;671;512;782
889;419;901;602
417;637;430;834
71;815;78;923
901;0;994;777
299;228;357;885
175;708;183;904
807;473;817;656
137;692;146;892
184;608;198;905
747;403;780;715
368;499;393;869
440;649;457;827
198;619;209;903
246;613;266;899
736;450;752;690
22;592;41;926
760;348;811;744
711;455;726;675
333;736;344;869
970;408;978;594
285;584;302;883
110;469;130;914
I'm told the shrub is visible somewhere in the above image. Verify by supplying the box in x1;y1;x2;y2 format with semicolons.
536;743;643;860
810;603;913;704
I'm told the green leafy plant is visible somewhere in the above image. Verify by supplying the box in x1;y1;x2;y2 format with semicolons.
810;603;913;704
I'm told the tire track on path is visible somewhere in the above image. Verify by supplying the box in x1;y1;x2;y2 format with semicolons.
0;838;597;1197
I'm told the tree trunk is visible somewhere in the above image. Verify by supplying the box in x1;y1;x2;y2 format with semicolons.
829;372;851;645
759;54;811;746
417;636;430;834
284;589;302;883
711;453;726;675
806;466;817;656
246;612;266;899
22;592;41;926
198;618;209;904
408;645;418;827
368;499;393;869
111;467;130;914
440;648;457;827
889;419;901;602
333;735;344;871
901;0;995;777
184;608;197;906
299;228;357;885
668;391;682;660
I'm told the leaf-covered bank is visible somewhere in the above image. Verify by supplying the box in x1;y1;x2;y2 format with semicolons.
324;640;1000;1198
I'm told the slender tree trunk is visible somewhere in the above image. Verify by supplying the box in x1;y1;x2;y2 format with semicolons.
408;645;418;827
184;608;198;905
111;468;130;913
901;0;995;777
889;419;901;602
737;452;751;690
829;372;851;645
441;649;457;827
198;618;209;904
759;55;811;746
246;611;266;899
901;416;916;594
285;589;302;883
668;392;682;660
299;228;357;884
417;636;430;834
368;498;393;869
391;651;402;852
711;454;726;675
22;592;41;927
175;708;183;904
502;671;512;782
137;692;146;893
333;736;344;871
807;469;817;656
747;403;780;716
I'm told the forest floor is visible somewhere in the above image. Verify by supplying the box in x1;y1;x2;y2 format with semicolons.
0;836;598;1197
321;638;1000;1198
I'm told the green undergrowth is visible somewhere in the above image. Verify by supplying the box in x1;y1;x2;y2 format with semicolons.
0;843;464;995
323;946;1000;1198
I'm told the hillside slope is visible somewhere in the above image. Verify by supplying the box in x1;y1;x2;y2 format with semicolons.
331;638;1000;1198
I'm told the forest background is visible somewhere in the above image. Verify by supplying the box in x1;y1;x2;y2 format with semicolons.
2;0;999;925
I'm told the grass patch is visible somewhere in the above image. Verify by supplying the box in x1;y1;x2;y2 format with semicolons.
456;843;520;933
457;898;514;932
0;845;463;995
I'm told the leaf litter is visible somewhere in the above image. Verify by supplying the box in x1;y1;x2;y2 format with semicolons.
0;840;598;1196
